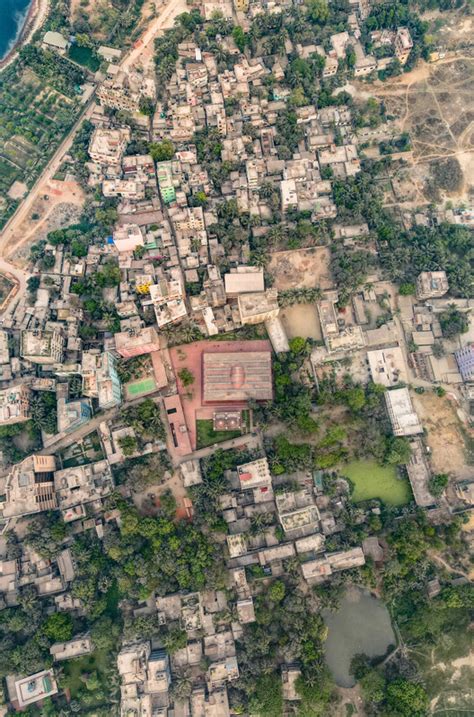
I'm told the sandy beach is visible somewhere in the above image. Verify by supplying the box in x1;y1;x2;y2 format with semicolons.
0;0;50;72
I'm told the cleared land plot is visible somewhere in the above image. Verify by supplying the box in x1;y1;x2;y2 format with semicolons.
412;392;473;480
369;56;474;203
343;459;412;505
267;247;333;291
280;304;323;341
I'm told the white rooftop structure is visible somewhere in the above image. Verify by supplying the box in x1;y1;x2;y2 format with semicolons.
385;388;423;436
367;347;408;387
9;670;58;708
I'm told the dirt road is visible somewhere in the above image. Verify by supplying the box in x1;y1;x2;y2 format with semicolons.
0;97;97;261
122;0;187;71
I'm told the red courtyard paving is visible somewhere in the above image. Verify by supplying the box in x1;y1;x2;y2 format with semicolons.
169;339;272;450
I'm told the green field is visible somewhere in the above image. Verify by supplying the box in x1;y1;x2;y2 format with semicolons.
343;460;412;506
126;376;156;397
196;419;243;449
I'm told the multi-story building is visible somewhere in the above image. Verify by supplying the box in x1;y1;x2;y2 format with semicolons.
54;460;114;523
88;128;131;166
113;223;144;253
82;351;122;409
57;397;93;435
114;326;160;359
97;67;156;111
1;455;57;523
0;384;31;425
171;206;205;234
202;350;273;404
385;387;423;437
21;329;64;365
118;642;171;717
416;271;449;300
0;329;10;364
238;289;279;325
7;670;58;710
455;344;474;382
156;162;176;204
394;27;413;65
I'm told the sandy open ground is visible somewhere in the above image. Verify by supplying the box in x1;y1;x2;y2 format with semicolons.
268;247;333;291
280;304;323;341
3;179;85;267
412;392;473;480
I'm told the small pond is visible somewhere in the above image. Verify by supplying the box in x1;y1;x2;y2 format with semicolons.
323;587;396;688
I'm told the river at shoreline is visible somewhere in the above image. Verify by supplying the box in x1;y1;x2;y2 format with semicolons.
0;0;33;61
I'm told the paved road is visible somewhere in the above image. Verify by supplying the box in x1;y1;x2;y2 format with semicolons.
174;432;263;465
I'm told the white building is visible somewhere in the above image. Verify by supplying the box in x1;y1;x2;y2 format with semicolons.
385;388;423;436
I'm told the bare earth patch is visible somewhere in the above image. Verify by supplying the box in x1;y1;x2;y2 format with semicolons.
412;392;473;480
267;247;333;291
3;179;84;267
280;304;323;341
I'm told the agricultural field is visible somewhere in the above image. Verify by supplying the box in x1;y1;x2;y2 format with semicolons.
343;459;412;506
0;63;81;228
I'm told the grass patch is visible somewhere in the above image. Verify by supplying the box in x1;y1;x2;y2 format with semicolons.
126;376;157;398
68;45;101;72
63;649;111;699
343;459;412;506
196;413;249;449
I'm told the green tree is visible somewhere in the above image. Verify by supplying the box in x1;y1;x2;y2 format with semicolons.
384;436;411;465
42;612;74;642
178;368;195;387
345;387;366;413
249;673;283;717
360;668;386;707
149;139;175;162
232;25;246;52
30;392;57;435
386;679;429;717
428;473;449;497
163;626;187;653
439;306;469;339
193;190;208;207
305;0;329;23
268;580;286;603
118;435;138;456
139;96;156;116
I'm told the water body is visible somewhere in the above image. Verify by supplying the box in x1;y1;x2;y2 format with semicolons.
323;587;396;688
0;0;32;60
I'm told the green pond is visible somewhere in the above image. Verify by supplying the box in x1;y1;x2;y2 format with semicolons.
343;459;412;505
323;587;396;687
